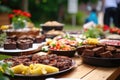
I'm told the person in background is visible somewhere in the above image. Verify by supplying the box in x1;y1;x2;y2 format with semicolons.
103;0;118;27
85;9;98;24
116;0;120;27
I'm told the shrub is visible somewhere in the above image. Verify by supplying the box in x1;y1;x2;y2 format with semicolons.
0;5;11;13
64;11;87;25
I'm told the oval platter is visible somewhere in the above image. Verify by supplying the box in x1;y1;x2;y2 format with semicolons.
82;56;120;67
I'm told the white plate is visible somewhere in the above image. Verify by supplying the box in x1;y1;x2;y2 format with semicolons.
0;42;45;53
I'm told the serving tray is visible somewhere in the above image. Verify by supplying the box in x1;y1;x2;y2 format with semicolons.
4;60;75;80
82;56;120;67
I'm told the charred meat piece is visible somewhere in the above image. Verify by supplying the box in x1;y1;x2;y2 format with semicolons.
105;46;116;52
96;43;106;47
113;53;120;58
85;45;96;49
4;55;32;66
116;49;120;53
5;54;73;71
99;51;113;58
93;47;105;56
77;46;86;55
82;49;94;57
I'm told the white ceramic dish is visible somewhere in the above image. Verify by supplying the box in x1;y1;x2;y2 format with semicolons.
0;42;45;53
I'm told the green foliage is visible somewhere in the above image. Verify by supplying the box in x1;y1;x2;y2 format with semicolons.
79;0;98;4
84;28;99;38
0;62;14;80
76;11;87;25
0;62;14;76
0;31;7;47
0;55;11;60
64;33;76;40
29;0;67;22
64;11;87;26
0;0;98;22
12;16;26;29
12;16;31;29
83;27;104;38
0;5;11;13
0;0;21;9
0;75;9;80
90;0;98;4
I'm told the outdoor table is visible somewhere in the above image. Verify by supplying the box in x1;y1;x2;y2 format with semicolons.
4;56;120;80
1;47;120;80
56;57;120;80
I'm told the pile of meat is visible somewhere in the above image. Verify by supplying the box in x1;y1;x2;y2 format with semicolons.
4;54;73;71
78;44;120;58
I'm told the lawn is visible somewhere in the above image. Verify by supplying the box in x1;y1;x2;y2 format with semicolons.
0;24;83;60
63;24;82;31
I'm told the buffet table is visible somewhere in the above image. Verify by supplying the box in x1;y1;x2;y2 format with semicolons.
57;57;120;80
1;43;120;80
1;50;120;80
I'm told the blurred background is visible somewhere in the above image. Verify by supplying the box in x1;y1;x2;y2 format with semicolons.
0;0;102;30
